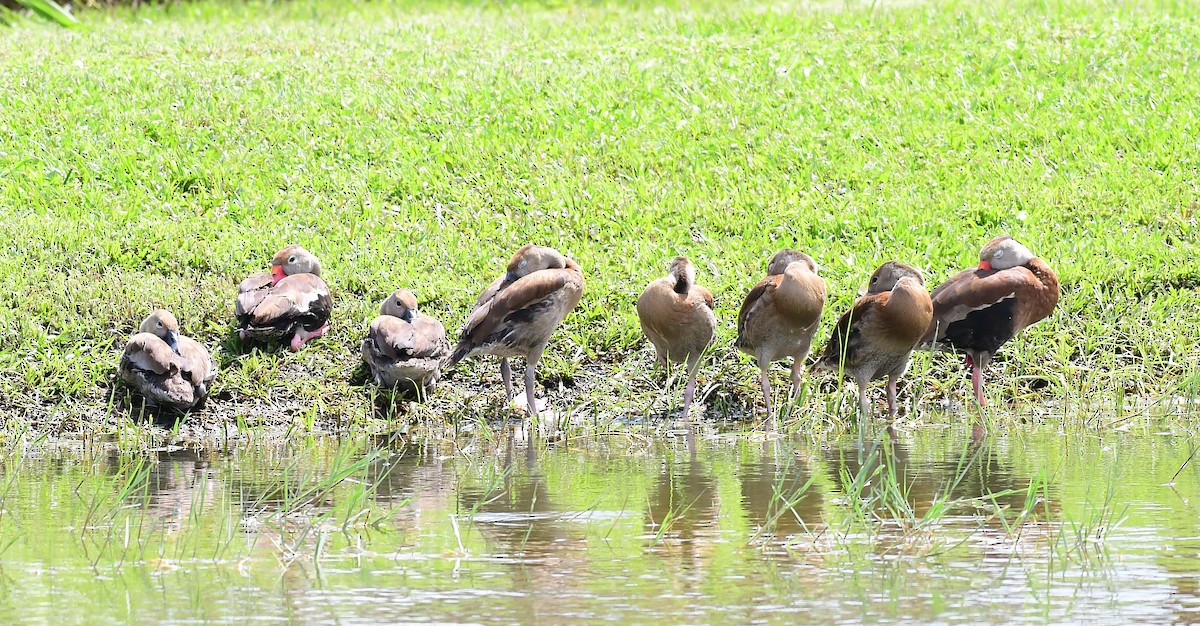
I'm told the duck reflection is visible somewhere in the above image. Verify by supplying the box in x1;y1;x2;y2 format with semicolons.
737;438;824;538
823;427;1057;525
644;428;721;577
454;427;561;556
106;447;219;528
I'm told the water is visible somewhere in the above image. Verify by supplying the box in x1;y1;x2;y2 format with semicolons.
0;422;1198;624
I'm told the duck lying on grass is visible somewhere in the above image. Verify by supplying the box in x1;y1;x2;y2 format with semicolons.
362;288;449;395
119;309;217;411
235;244;332;351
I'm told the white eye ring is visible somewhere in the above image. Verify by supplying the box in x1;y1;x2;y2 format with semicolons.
288;256;297;264
995;249;1005;257
157;322;163;327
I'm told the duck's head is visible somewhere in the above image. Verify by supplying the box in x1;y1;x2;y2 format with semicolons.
140;309;180;353
270;244;322;284
866;261;925;294
504;244;567;283
766;249;818;276
667;256;696;294
380;289;419;322
978;235;1034;271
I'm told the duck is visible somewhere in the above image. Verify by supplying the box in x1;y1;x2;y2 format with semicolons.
813;261;933;418
735;249;826;415
636;256;717;418
362;289;450;394
235;244;332;351
446;244;584;416
119;309;217;411
922;235;1059;407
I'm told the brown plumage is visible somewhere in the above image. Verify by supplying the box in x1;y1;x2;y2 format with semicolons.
735;249;826;415
362;289;450;394
923;235;1060;406
235;244;332;351
446;244;584;416
636;256;717;418
119;309;217;411
814;261;933;417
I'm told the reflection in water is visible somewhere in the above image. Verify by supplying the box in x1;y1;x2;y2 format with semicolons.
738;438;824;538
2;427;1199;624
456;428;563;555
823;427;1054;524
102;447;219;529
644;437;720;582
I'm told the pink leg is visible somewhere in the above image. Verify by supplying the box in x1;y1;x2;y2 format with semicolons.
759;367;773;416
501;358;514;403
964;354;985;407
790;360;804;400
886;375;899;417
289;322;330;351
857;378;871;419
524;360;539;418
681;356;701;417
971;363;985;407
238;329;247;342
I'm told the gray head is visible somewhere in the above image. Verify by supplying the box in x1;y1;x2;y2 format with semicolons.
866;261;925;294
504;243;567;282
766;249;818;276
978;235;1035;271
140;309;180;353
270;244;322;282
380;289;418;322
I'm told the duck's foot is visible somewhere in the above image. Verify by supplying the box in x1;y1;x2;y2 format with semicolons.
513;394;546;415
289;323;330;351
238;329;247;342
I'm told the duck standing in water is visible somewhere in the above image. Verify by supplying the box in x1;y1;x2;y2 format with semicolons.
236;244;332;351
362;289;450;395
923;235;1059;407
446;244;584;416
814;261;933;418
735;249;826;415
119;309;217;411
636;256;717;418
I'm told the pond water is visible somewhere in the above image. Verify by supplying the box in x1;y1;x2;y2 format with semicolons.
0;421;1198;624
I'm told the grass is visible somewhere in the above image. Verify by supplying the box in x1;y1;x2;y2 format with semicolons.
1;0;1199;435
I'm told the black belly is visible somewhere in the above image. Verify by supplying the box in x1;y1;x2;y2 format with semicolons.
237;293;331;334
941;298;1017;356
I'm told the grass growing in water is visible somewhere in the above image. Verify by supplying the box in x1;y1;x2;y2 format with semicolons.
0;0;1198;432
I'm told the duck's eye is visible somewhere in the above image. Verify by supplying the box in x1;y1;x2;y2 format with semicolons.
156;321;163;328
871;277;878;283
288;255;297;264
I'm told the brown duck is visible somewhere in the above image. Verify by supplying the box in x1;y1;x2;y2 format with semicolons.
235;244;332;351
636;256;717;418
362;289;450;394
814;261;933;417
446;244;584;416
119;309;217;410
735;249;826;415
922;235;1059;406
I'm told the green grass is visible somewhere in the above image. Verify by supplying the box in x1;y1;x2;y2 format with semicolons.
1;0;1199;434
